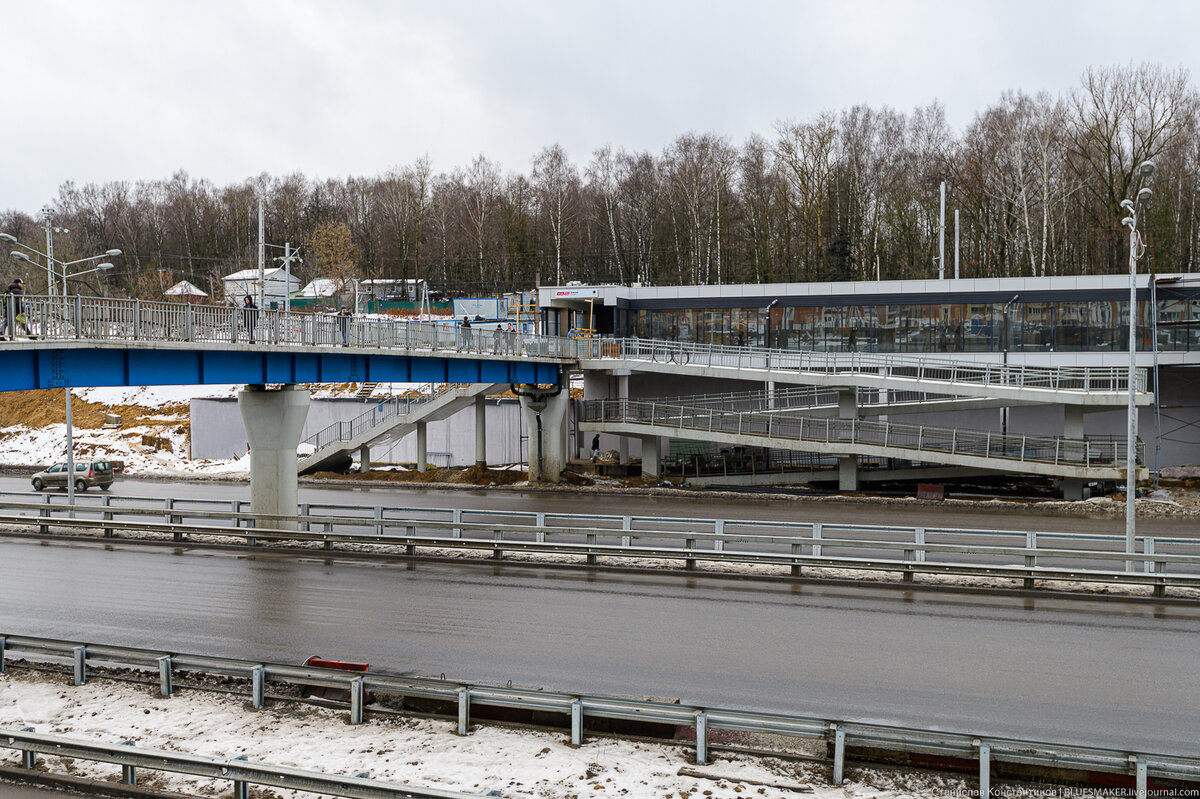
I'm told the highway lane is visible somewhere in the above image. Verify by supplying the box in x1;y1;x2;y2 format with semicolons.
0;537;1196;756
0;474;1195;537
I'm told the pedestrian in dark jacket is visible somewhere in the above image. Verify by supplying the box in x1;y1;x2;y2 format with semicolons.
242;295;258;343
337;305;352;346
2;278;31;339
459;316;473;350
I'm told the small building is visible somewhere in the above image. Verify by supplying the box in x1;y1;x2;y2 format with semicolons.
221;267;301;309
163;280;209;304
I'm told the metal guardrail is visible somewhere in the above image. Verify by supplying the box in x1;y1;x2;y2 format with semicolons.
1;293;1149;399
0;727;482;798
1;492;1196;595
581;398;1144;472
646;384;993;414
0;634;1194;798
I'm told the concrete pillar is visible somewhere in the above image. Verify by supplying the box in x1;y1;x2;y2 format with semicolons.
416;421;427;472
837;388;858;491
616;371;630;463
766;381;776;409
641;435;662;481
519;389;569;482
475;394;487;467
238;385;310;529
1062;406;1085;500
358;444;370;472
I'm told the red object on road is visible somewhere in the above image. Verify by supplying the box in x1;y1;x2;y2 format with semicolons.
302;656;369;702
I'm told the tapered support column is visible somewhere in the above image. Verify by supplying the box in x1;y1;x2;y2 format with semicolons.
416;421;427;472
475;394;487;467
641;435;662;481
518;389;569;482
238;385;310;529
358;444;370;472
837;388;858;491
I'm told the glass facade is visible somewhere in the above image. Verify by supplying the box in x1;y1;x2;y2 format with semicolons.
615;297;1198;352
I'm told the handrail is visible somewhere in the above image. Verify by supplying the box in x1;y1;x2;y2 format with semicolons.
581;397;1145;470
1;634;1196;792
0;727;481;798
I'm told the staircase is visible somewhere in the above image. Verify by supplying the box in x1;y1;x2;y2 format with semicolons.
297;382;503;474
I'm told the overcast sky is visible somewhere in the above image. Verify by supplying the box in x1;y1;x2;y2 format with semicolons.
2;0;1198;212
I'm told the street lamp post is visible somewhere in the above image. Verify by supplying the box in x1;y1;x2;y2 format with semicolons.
1119;160;1155;568
4;231;120;509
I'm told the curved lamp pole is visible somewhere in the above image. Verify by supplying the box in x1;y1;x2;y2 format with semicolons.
5;234;121;510
1119;161;1154;568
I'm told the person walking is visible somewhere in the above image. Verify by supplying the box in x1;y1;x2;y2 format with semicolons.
505;322;517;355
337;305;352;346
591;433;601;463
459;316;473;351
241;295;258;343
492;323;503;353
2;278;32;340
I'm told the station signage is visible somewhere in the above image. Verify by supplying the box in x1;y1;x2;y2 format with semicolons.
553;288;599;298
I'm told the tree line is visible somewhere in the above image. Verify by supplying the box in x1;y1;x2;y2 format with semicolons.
2;63;1198;300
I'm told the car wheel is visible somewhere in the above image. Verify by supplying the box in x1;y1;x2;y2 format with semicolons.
100;484;111;491
32;478;43;491
74;479;87;493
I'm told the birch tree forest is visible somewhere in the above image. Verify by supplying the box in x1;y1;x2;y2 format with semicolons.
4;64;1200;298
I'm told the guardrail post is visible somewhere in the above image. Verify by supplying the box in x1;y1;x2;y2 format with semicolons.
405;524;416;556
978;740;991;799
120;740;137;785
251;665;265;709
1025;531;1037;589
374;505;383;537
693;710;709;765
73;645;86;685
1135;756;1148;799
102;494;114;537
158;656;173;697
915;527;926;563
232;755;250;799
586;533;598;565
457;686;470;735
570;698;584;746
621;515;632;547
185;304;194;341
685;538;697;570
453;508;463;539
40;494;51;534
493;529;504;560
350;677;364;724
133;299;141;340
0;636;5;674
812;523;823;557
20;727;36;769
832;724;845;784
73;295;83;338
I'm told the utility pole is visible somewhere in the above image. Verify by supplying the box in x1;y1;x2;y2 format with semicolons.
257;199;265;309
938;181;946;280
44;217;55;297
274;242;303;316
954;208;960;279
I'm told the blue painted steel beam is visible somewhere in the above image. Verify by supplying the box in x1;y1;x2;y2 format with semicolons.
0;347;560;392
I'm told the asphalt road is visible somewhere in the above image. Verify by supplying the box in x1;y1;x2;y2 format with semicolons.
0;536;1196;757
0;474;1195;537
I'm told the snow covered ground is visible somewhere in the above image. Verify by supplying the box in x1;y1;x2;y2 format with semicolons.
0;668;978;799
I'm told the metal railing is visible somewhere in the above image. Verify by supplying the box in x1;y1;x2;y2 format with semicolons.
1;294;1149;398
0;726;479;798
0;492;1195;595
647;384;980;414
298;384;472;455
0;634;1195;798
582;398;1143;472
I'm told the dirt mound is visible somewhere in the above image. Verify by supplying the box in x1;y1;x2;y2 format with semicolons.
314;464;528;486
0;389;188;429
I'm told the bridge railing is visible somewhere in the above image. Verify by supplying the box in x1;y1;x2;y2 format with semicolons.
595;337;1148;393
581;398;1144;469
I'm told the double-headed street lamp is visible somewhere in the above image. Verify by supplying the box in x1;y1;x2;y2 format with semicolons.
1;229;122;509
1119;160;1154;567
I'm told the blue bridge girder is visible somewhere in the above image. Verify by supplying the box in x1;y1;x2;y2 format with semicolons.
0;341;563;392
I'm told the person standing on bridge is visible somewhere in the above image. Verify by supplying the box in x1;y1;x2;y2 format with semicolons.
337;305;352;346
492;323;503;353
459;316;472;351
241;295;258;344
505;322;517;355
3;278;32;340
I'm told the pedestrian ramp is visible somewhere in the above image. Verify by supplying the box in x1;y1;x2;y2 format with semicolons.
580;397;1145;481
656;384;1036;418
298;382;505;474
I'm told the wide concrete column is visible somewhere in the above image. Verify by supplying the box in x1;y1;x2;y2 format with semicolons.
359;444;370;472
518;389;569;482
238;385;310;529
641;435;662;481
616;371;630;463
837;388;858;491
416;421;427;471
475;394;487;467
1062;405;1085;500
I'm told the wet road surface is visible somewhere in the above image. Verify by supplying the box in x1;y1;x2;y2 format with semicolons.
0;537;1196;756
